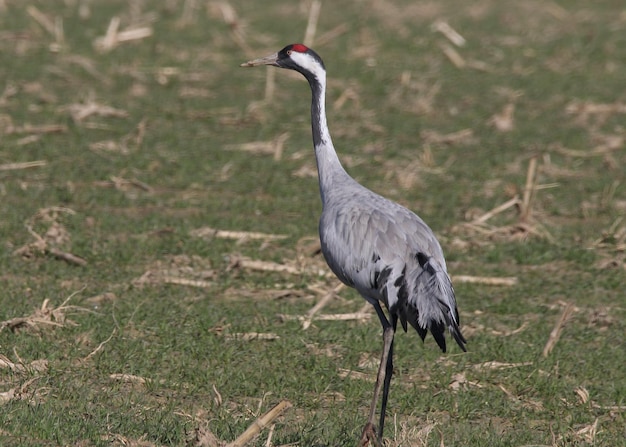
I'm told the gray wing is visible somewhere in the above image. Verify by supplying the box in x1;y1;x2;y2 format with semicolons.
319;189;466;352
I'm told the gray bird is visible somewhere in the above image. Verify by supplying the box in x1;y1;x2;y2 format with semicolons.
242;44;466;446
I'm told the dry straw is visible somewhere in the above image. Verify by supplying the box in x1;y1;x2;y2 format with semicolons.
93;16;153;53
0;289;92;334
13;207;87;266
188;400;292;447
190;226;288;243
542;302;576;357
0;160;47;171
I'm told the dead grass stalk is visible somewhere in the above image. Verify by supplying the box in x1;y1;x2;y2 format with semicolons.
0;288;92;334
542;302;576;357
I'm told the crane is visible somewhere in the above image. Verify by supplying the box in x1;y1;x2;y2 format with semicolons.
242;44;467;446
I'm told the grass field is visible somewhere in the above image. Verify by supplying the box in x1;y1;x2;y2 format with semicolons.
1;1;625;446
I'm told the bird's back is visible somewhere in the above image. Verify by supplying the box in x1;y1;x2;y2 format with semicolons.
319;179;466;352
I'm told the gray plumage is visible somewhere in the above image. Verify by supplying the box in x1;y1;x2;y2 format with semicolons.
243;43;466;446
319;176;465;351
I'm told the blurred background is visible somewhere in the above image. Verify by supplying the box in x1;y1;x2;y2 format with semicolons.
1;1;625;446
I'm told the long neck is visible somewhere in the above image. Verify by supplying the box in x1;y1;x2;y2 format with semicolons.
304;70;350;202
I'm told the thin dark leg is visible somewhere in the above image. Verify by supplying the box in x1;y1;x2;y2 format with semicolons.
359;302;394;447
378;314;398;439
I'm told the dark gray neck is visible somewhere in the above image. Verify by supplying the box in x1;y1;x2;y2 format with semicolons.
303;70;351;203
305;71;326;148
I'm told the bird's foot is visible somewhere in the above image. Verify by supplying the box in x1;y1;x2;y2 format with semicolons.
359;422;381;447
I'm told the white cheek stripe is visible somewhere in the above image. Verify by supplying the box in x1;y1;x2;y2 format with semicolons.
290;51;324;79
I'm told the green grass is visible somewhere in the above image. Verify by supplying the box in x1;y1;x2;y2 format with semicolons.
1;0;625;446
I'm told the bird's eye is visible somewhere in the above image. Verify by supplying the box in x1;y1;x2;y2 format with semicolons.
286;50;292;56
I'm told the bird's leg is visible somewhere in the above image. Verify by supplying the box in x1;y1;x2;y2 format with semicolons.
358;422;380;447
359;303;395;446
378;315;397;437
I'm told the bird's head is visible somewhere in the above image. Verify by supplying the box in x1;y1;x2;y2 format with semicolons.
241;44;325;80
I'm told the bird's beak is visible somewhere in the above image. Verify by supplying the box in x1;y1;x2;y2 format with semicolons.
240;52;279;67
